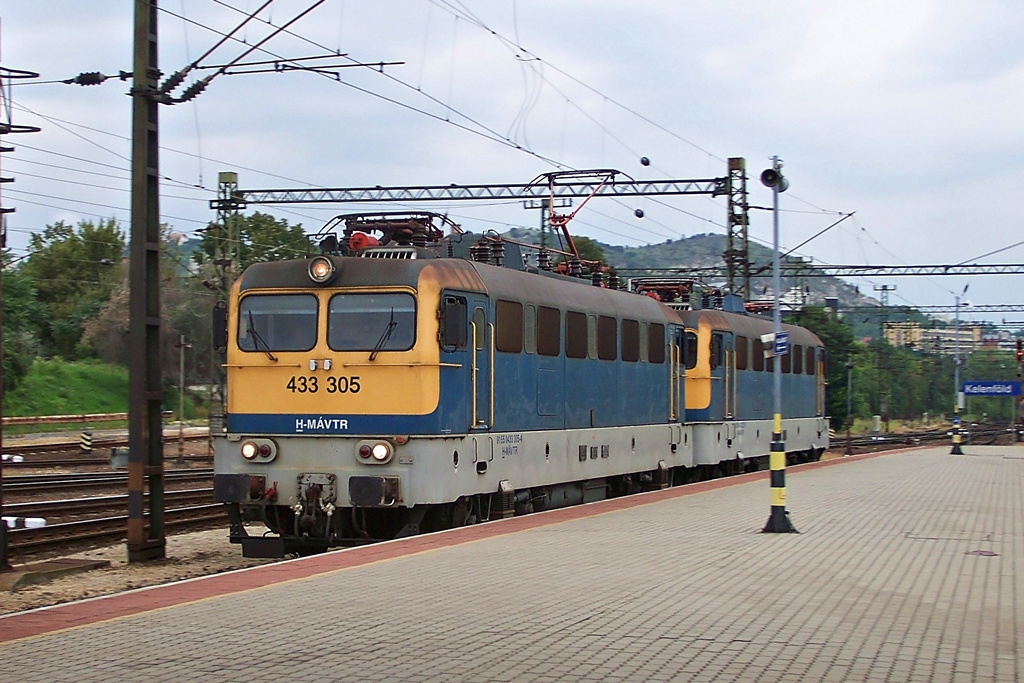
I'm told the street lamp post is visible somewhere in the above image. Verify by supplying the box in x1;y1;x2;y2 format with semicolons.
760;157;796;534
951;284;968;455
176;335;191;466
846;357;853;456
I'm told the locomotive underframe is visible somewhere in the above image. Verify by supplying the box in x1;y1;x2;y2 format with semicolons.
214;416;828;557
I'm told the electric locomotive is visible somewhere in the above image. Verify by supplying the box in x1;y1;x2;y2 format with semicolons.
212;213;828;557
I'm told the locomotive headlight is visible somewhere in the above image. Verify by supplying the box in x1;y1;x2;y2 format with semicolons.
355;439;393;465
240;438;277;462
241;441;258;459
308;256;335;284
371;442;391;461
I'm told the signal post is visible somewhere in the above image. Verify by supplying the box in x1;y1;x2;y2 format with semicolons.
1017;339;1023;441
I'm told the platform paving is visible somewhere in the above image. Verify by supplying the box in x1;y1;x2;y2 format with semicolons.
1;444;1022;682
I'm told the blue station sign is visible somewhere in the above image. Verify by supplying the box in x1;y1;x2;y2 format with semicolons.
774;331;790;356
962;381;1021;396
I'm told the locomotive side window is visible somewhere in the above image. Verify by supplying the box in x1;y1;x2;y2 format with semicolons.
792;344;803;374
806;346;816;375
684;331;698;370
496;299;523;353
648;323;665;364
525;304;537;354
587;315;598;359
327;293;416;352
565;311;587;359
621;319;640;362
473;307;486;350
736;336;749;370
597;316;617;360
537;306;561;356
440;295;467;350
752;337;764;371
781;346;791;373
238;294;317;352
710;333;723;369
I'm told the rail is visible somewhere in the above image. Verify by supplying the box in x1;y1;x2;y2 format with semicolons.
2;410;174;427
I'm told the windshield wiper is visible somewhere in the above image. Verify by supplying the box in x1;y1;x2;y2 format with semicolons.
247;310;278;362
369;308;397;361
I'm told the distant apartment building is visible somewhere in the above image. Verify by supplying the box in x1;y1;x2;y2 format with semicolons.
883;322;983;355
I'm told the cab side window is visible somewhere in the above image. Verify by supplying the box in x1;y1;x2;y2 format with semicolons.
684;331;698;370
710;333;723;370
440;296;467;350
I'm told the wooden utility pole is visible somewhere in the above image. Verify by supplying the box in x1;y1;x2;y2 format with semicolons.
128;0;166;561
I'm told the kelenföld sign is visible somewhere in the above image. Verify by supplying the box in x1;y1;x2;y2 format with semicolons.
962;381;1022;396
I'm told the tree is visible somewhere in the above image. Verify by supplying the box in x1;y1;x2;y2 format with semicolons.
82;228;217;387
2;252;42;392
570;236;606;265
554;235;607;270
19;219;125;358
785;305;858;428
194;212;308;272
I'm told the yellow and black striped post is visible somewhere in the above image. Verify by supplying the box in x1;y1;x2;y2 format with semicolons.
79;430;93;454
761;157;797;534
763;413;798;533
950;412;964;455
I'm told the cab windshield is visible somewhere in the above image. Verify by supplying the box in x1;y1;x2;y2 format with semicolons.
238;294;317;352
328;292;416;352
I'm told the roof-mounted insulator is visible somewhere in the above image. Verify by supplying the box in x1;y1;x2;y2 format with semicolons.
470;241;491;263
537;249;552;271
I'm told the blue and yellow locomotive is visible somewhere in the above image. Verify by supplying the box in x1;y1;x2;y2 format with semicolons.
213;214;828;557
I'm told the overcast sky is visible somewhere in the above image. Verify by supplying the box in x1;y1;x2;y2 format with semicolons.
2;1;1022;321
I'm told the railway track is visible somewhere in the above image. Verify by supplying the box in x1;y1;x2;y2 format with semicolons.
4;469;214;495
834;426;1015;454
7;504;227;555
3;468;220;559
4;487;214;520
2;434;211;468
